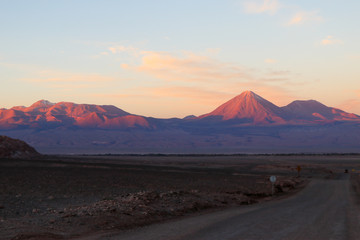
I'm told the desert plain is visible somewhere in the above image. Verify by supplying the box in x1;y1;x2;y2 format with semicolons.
1;154;360;239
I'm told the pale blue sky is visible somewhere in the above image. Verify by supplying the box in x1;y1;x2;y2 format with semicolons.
1;0;360;117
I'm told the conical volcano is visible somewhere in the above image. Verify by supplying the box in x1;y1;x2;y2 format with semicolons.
198;91;286;124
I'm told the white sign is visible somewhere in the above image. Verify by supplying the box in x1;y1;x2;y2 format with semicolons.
270;176;276;183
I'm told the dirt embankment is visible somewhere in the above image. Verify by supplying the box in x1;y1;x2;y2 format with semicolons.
0;136;40;159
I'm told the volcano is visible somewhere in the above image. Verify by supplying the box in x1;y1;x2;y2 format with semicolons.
198;91;286;124
198;91;360;125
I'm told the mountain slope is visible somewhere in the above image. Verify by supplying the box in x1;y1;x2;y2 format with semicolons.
0;100;150;129
198;91;286;124
283;100;360;122
0;135;40;158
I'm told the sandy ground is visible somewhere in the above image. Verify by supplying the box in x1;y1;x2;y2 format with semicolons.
103;173;360;240
0;155;359;239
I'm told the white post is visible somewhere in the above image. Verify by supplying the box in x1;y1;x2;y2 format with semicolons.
270;176;276;196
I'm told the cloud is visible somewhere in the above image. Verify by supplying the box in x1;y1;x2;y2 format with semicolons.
287;11;323;26
243;0;280;15
321;36;343;46
119;48;299;101
93;44;141;59
108;45;139;56
123;51;253;83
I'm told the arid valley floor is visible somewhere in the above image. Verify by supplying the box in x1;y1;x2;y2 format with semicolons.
1;155;360;239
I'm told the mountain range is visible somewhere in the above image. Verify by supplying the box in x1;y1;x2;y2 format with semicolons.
1;91;360;154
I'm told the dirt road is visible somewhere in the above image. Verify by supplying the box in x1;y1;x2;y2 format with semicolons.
95;173;360;240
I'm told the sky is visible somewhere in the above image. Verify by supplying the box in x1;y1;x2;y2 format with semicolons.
1;0;360;118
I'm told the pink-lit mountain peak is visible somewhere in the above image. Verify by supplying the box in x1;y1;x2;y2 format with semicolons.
199;91;286;124
1;100;150;129
30;100;55;108
48;101;130;118
14;100;130;118
9;100;55;112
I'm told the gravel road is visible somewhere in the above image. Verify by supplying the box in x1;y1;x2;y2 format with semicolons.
95;173;360;240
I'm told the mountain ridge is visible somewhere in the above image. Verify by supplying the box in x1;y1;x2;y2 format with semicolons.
1;91;360;154
0;101;149;129
1;91;359;130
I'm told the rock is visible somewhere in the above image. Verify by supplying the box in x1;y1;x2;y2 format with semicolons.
0;136;40;159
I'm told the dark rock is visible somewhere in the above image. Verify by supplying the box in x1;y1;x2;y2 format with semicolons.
0;135;40;159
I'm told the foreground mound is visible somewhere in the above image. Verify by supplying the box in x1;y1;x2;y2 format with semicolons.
0;136;40;158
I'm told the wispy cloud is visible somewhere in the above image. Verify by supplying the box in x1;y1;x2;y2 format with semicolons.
321;36;343;46
287;11;323;26
243;0;280;15
92;44;142;59
108;45;139;55
241;1;324;28
123;51;253;83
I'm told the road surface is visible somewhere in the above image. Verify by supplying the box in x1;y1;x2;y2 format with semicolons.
87;173;360;240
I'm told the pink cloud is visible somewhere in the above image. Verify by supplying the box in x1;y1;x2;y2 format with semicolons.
287;11;323;26
321;36;343;46
122;51;252;83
